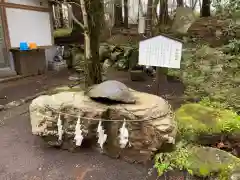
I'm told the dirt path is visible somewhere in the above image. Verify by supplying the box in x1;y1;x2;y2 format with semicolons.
0;70;71;106
0;104;154;180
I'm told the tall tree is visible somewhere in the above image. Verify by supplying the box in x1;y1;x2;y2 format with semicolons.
146;0;153;36
50;0;104;87
114;0;123;27
80;0;103;86
201;0;211;17
152;0;160;25
58;3;65;28
159;0;168;25
123;0;129;28
177;0;184;7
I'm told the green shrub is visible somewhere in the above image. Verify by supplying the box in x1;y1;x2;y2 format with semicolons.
168;45;240;112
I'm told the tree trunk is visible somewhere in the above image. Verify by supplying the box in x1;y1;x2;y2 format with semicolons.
58;3;65;28
177;0;184;7
145;0;153;36
201;0;211;17
114;0;123;27
81;0;103;87
159;0;168;25
123;0;128;28
153;0;160;25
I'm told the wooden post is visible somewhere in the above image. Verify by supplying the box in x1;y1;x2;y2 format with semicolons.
156;67;168;96
145;0;168;96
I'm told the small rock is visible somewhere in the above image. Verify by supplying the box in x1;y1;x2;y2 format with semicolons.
102;59;113;73
87;80;136;104
0;105;4;111
68;73;81;81
6;101;21;108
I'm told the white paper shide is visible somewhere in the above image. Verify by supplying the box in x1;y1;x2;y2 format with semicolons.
57;114;63;141
97;121;107;149
74;116;84;146
119;121;129;148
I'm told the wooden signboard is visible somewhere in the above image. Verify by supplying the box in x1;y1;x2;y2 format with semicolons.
138;35;182;69
138;35;183;95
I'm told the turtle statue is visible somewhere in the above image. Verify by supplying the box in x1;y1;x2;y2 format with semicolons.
86;80;136;104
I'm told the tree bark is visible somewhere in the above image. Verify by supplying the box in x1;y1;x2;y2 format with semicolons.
123;0;128;28
159;0;168;25
80;0;103;87
177;0;184;7
201;0;211;17
114;0;123;27
153;0;160;25
146;0;153;36
58;3;65;28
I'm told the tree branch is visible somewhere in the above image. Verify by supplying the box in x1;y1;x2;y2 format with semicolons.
79;0;89;33
50;0;85;29
66;2;84;29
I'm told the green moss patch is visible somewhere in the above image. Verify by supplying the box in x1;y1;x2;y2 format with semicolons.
54;28;72;38
155;144;240;179
176;103;240;141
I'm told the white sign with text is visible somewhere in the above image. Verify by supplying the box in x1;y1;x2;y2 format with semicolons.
138;35;182;69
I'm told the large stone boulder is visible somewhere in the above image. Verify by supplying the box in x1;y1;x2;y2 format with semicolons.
154;103;240;179
29;88;176;163
171;7;196;34
155;144;240;180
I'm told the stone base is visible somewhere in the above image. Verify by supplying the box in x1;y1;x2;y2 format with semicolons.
30;88;176;164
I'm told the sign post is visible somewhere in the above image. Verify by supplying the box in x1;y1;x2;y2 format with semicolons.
138;35;183;96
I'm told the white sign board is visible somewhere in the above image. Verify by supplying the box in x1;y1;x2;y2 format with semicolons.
138;35;182;69
6;8;53;48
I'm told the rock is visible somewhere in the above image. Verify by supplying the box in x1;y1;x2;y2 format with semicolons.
102;59;113;73
114;57;129;70
86;80;136;104
110;51;123;62
72;51;85;71
68;73;81;81
0;105;4;111
29;89;176;163
176;103;240;143
99;45;111;62
6;101;21;108
189;146;240;178
171;7;196;34
155;144;240;179
130;70;146;81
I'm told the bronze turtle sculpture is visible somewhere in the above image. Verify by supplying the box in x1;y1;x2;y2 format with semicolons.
86;80;136;104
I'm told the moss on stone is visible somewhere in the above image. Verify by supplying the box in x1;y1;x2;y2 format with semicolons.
175;103;240;141
54;28;72;38
155;144;240;179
